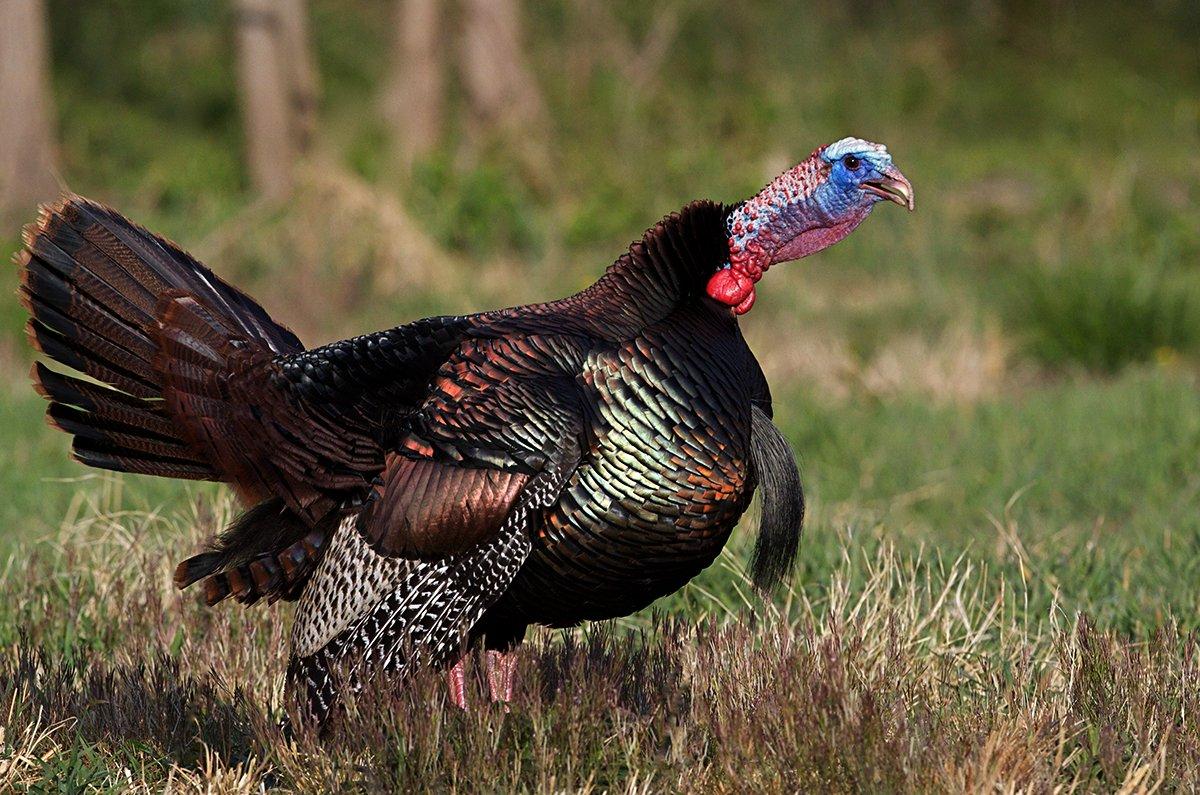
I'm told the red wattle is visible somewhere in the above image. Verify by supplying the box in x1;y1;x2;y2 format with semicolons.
705;269;755;309
732;289;756;315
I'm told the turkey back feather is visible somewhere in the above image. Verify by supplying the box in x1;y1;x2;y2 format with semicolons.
749;405;804;592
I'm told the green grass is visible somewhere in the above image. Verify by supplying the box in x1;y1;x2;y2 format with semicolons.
654;367;1200;634
1015;257;1200;372
0;388;220;546
2;0;1200;788
6;357;1196;634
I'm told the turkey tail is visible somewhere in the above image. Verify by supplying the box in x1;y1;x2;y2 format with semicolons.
16;196;302;480
174;498;337;607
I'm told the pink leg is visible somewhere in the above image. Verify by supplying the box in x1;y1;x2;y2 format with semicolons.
486;649;519;705
447;656;469;711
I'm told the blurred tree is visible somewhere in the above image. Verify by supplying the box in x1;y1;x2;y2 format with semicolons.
458;0;544;135
380;0;550;185
0;0;59;220
234;0;317;200
382;0;445;168
459;0;546;138
458;0;552;188
279;0;319;151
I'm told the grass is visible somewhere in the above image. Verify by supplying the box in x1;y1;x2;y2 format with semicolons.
5;363;1198;635
3;498;1199;791
0;388;221;546
2;367;1198;789
2;0;1200;789
1016;258;1200;373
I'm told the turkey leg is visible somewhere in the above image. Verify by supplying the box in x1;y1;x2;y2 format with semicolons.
448;657;469;710
486;649;518;704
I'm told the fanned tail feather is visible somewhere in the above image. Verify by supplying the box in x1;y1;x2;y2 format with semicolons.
16;195;301;481
17;196;332;606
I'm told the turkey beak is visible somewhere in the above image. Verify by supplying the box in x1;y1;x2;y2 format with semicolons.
862;165;914;211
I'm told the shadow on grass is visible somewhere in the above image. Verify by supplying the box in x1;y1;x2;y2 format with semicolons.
2;640;258;781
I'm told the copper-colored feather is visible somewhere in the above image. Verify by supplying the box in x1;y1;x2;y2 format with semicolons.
359;454;529;559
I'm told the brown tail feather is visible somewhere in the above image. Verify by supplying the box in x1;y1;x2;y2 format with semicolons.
16;195;302;481
17;196;344;609
194;530;327;607
33;362;179;440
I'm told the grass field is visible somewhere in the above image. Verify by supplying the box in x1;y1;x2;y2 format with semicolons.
2;0;1199;790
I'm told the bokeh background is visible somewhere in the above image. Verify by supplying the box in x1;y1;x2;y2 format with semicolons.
1;0;1199;632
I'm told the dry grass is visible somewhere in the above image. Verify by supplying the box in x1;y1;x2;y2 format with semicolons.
858;324;1012;404
751;320;1015;405
1;496;1197;792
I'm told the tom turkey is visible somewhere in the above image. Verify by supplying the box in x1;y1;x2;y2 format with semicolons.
17;137;912;725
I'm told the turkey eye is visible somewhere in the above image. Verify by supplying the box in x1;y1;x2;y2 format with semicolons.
844;155;861;170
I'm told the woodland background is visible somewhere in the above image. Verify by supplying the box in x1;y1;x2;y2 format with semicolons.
1;0;1199;790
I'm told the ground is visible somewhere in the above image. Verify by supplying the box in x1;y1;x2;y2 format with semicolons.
1;1;1199;790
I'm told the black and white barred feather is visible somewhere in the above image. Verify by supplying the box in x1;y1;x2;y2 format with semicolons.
289;463;571;723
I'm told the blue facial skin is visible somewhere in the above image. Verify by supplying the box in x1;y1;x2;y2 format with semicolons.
802;140;905;223
830;152;892;190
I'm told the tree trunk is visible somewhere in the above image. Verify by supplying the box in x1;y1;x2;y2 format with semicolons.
382;0;445;167
0;0;59;220
277;0;319;152
234;0;317;200
458;0;545;136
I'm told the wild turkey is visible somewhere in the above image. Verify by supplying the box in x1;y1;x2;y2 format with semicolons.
17;137;912;725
